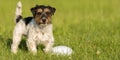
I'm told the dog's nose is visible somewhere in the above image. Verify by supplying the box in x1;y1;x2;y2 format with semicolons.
42;19;46;22
42;17;46;22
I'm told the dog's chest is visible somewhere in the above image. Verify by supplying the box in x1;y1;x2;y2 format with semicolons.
28;24;52;42
27;21;53;43
35;28;49;41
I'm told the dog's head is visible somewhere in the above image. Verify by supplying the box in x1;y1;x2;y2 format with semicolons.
31;5;56;24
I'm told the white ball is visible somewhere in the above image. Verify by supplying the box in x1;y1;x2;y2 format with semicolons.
52;46;73;56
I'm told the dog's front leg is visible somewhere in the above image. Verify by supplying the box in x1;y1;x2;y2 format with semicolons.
27;38;37;55
43;36;54;53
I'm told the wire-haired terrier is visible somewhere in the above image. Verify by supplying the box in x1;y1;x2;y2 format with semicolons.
11;1;56;54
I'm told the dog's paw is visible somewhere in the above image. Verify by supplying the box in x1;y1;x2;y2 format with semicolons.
11;48;17;54
43;48;52;54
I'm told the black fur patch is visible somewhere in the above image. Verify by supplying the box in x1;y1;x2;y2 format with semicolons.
16;15;23;23
23;17;33;25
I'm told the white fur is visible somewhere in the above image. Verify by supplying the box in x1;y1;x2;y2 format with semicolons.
11;1;54;55
16;1;22;16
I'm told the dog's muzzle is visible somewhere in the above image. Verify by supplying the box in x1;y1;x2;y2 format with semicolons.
41;14;47;23
42;17;47;23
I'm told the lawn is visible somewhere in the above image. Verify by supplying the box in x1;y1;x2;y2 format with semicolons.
0;0;120;60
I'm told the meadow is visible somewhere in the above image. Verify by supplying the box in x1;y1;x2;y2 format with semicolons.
0;0;120;60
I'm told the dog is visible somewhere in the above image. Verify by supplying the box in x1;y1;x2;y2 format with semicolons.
11;1;56;54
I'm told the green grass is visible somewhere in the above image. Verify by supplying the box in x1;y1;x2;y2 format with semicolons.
0;0;120;60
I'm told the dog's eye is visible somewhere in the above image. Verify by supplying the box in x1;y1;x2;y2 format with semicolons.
37;12;42;15
46;12;51;15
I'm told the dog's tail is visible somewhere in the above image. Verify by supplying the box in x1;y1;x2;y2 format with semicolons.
15;1;23;23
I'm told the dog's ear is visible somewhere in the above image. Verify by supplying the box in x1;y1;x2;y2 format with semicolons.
48;6;56;15
31;5;39;16
51;7;56;15
31;7;36;16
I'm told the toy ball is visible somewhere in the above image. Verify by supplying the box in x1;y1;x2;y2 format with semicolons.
52;46;73;56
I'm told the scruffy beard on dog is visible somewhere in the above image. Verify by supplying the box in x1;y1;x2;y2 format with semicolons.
11;1;56;54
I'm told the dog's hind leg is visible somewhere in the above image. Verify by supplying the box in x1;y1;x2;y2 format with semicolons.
11;29;23;54
11;19;26;54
